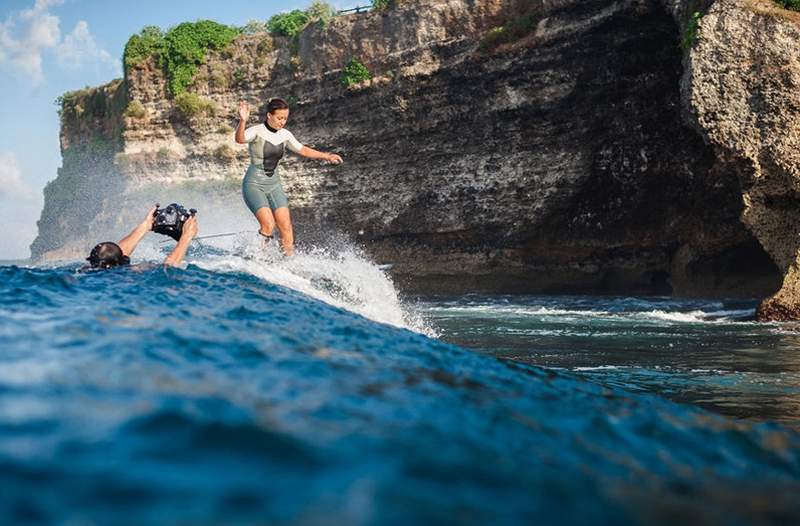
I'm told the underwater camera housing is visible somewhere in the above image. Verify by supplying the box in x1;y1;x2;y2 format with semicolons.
152;203;197;241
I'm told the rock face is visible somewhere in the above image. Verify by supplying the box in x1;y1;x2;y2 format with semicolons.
682;0;800;319
33;0;791;301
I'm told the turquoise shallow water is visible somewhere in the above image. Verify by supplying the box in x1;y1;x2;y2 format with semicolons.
1;258;799;525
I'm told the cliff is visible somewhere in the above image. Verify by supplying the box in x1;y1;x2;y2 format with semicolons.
678;0;800;320
33;0;800;308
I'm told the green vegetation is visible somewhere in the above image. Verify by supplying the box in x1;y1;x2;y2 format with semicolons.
216;124;234;134
774;0;800;11
56;80;126;130
268;10;311;37
174;92;216;118
123;26;164;72
121;2;337;95
306;1;337;27
124;100;146;118
267;1;336;37
681;11;703;51
372;0;392;10
162;21;240;96
478;12;539;53
341;58;371;88
123;21;239;96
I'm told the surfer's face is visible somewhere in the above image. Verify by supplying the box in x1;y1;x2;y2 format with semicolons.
266;109;289;130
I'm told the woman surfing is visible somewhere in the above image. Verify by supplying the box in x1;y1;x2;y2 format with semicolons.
235;98;343;256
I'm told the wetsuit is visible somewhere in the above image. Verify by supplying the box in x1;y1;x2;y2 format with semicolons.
242;123;304;213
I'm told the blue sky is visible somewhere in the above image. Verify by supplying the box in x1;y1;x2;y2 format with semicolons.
0;0;355;259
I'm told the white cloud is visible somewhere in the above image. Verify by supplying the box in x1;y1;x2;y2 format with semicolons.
57;20;121;76
0;152;32;199
0;0;120;85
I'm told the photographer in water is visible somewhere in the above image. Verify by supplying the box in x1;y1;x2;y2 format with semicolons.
85;204;198;269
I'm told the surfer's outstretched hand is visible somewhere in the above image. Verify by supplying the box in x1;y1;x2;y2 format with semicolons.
326;153;343;164
238;100;250;122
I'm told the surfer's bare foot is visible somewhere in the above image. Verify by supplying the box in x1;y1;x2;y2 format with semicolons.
258;230;273;249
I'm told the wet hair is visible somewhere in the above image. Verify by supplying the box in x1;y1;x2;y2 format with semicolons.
86;242;130;269
266;98;289;116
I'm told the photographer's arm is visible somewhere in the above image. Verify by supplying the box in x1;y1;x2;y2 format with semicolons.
164;216;198;267
118;206;156;257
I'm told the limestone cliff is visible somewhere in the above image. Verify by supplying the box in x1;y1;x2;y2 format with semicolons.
679;0;800;320
34;0;796;302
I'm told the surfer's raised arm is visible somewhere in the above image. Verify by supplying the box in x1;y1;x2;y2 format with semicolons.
235;101;250;144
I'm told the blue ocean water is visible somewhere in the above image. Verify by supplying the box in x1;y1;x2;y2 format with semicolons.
420;295;800;428
1;246;799;525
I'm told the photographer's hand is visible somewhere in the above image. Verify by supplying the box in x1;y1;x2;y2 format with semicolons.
118;204;159;257
142;204;157;230
164;215;198;267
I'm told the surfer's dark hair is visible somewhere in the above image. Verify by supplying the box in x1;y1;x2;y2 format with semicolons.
86;242;130;269
266;98;289;115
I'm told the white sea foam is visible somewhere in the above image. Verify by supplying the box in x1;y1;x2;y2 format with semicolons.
176;233;434;335
637;309;756;324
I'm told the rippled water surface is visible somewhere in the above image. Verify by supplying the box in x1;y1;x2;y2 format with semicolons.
418;295;800;428
1;246;799;525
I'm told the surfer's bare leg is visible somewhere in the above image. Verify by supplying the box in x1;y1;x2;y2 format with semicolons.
255;207;276;238
274;207;294;256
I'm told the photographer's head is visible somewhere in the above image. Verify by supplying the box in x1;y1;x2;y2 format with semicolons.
86;242;130;270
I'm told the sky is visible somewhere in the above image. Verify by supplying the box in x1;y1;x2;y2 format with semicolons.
0;0;356;259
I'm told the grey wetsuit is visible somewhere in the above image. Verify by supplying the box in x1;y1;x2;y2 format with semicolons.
242;124;303;213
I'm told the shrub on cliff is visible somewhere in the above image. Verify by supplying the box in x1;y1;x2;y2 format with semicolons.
266;2;336;36
162;21;240;96
306;1;337;27
123;26;165;72
775;0;800;10
341;58;372;88
478;12;539;53
174;92;216;119
124;100;146;119
268;10;310;37
681;12;703;51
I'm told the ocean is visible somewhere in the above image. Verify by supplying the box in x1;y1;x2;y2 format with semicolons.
1;237;798;525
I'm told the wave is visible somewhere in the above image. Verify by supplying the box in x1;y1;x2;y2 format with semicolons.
425;300;757;326
88;231;433;335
